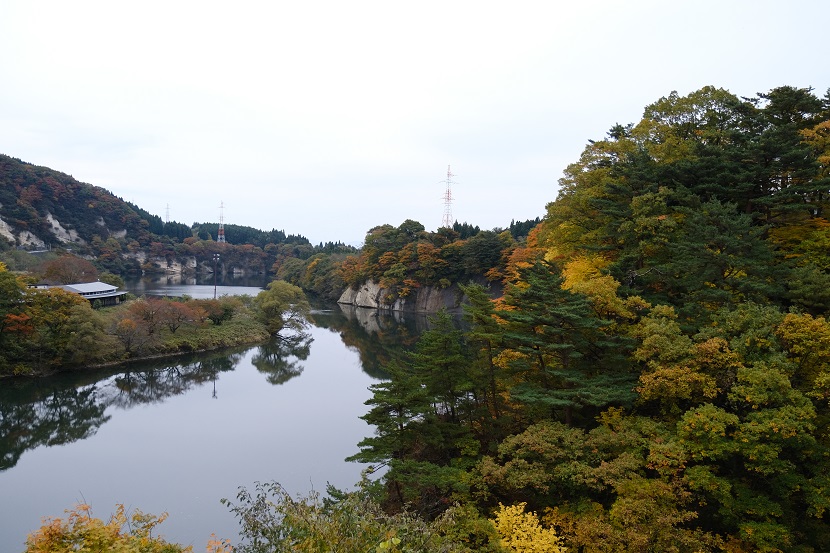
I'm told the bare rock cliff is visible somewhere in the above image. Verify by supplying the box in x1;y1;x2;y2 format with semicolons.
337;280;465;313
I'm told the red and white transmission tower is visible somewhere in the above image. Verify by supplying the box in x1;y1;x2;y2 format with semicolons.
441;165;455;229
217;201;226;243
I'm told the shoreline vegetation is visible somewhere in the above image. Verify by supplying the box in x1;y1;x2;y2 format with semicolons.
0;270;308;379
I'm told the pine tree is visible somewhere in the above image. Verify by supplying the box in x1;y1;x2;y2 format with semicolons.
498;261;635;424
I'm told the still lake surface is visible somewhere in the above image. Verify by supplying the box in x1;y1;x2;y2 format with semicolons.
0;276;421;550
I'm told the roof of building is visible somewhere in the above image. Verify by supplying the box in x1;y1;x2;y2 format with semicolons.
60;282;118;294
55;281;128;299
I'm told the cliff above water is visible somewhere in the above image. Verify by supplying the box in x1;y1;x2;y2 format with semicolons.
337;280;468;313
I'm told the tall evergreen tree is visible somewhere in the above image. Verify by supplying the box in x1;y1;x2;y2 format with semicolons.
498;261;635;424
349;310;477;512
461;283;509;428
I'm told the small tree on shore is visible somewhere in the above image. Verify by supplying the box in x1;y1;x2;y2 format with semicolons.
253;280;310;335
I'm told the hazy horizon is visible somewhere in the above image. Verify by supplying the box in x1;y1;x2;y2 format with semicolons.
2;1;828;245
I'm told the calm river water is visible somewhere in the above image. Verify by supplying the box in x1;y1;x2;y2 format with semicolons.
0;277;421;550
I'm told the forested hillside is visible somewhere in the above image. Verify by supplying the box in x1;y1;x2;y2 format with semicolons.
276;85;830;552
0;154;165;250
275;217;542;301
0;154;330;275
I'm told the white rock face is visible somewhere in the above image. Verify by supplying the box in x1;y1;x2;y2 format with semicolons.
352;282;382;308
167;259;183;274
338;280;463;313
338;287;359;305
17;231;46;249
0;215;16;244
46;212;85;244
167;257;198;273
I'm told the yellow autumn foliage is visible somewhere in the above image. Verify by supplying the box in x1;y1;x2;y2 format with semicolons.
491;503;566;553
801;119;830;176
24;503;195;553
560;255;642;320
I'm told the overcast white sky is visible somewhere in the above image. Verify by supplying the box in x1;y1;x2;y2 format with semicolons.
1;1;828;246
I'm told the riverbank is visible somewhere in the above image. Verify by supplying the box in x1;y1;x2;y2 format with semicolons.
1;294;272;379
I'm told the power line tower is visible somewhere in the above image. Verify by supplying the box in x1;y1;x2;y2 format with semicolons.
165;203;170;225
217;201;226;243
441;165;455;229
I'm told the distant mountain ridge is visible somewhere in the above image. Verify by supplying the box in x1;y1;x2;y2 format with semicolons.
0;154;351;278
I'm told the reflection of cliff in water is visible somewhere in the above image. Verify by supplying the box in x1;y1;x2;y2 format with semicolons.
309;304;459;380
0;348;247;471
125;274;270;289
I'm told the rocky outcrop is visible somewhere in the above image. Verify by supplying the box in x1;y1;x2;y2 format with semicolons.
46;212;85;244
0;213;48;248
338;280;466;313
0;215;15;244
18;231;46;249
0;209;127;249
137;255;200;274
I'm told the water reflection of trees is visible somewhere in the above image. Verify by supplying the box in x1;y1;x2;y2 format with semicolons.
0;348;246;471
108;352;241;408
0;308;453;471
251;332;313;385
0;385;109;470
310;304;440;379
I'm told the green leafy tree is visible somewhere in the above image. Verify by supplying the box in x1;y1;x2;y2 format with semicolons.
475;412;720;551
253;280;311;335
98;271;125;289
223;477;500;553
461;283;510;433
461;230;511;279
25;287;98;369
0;262;28;374
350;311;477;512
409;309;471;425
632;198;779;325
633;305;830;550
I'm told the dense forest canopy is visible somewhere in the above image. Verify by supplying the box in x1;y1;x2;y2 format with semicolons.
332;85;830;552
272;216;543;302
541;85;830;322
